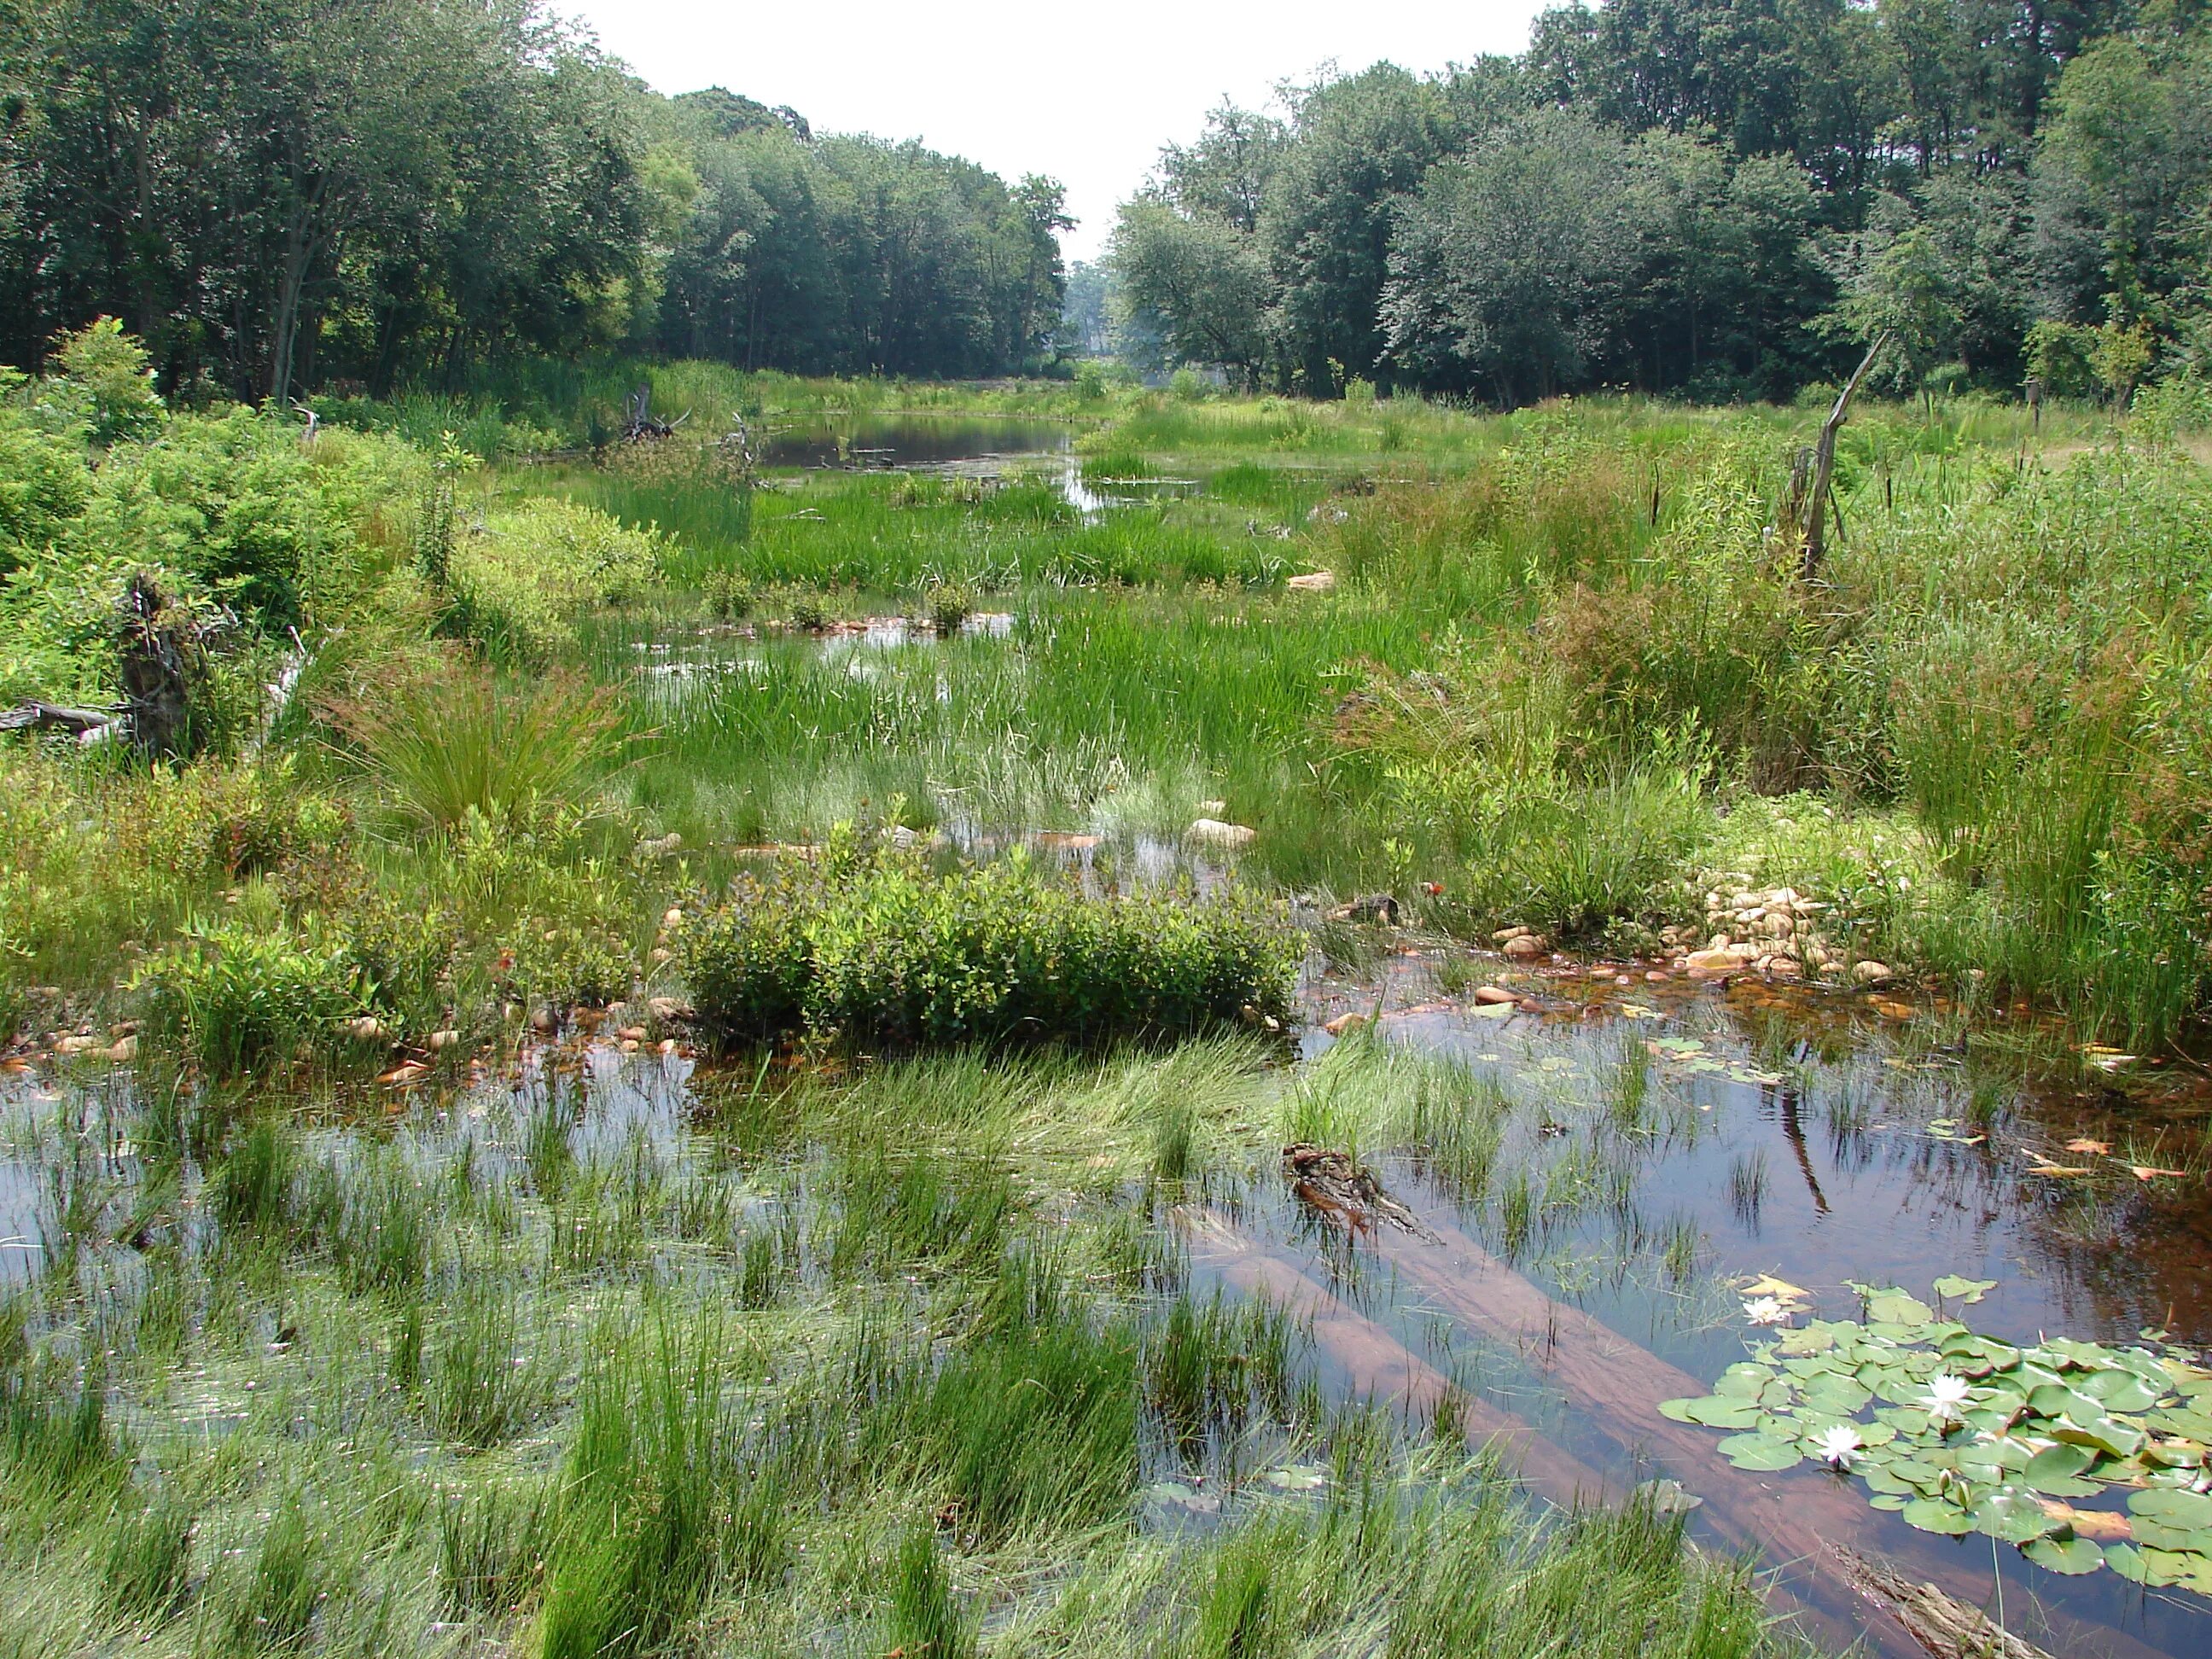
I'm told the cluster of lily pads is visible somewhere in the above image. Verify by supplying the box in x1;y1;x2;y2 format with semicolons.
1661;1280;2212;1593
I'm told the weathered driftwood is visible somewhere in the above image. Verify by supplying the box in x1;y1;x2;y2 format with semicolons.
1832;1544;2057;1659
0;700;117;735
622;384;690;442
1280;1144;1439;1242
1266;1186;2164;1659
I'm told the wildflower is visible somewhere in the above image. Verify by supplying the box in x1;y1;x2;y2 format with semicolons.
1921;1372;1972;1424
1742;1296;1790;1326
1815;1425;1862;1469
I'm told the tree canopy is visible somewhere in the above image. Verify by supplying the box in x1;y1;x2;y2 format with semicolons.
1113;0;2212;403
0;0;1069;398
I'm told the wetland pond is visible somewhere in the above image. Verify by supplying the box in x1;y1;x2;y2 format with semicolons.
7;930;2210;1657
754;413;1199;515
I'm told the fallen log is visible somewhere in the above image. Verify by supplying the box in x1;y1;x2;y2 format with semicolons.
0;700;117;735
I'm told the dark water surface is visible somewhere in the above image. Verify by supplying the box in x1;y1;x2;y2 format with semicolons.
755;415;1074;471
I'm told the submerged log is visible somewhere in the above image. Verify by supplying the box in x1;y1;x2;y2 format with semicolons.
1832;1545;2057;1659
1317;1198;2168;1659
1179;1206;1903;1657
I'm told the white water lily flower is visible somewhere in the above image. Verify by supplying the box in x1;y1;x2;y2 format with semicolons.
1742;1296;1790;1326
1920;1372;1972;1423
1815;1425;1863;1469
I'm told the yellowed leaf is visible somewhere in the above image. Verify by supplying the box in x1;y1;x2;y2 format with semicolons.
2129;1165;2188;1181
2064;1138;2112;1155
1739;1273;1810;1303
2036;1500;2133;1541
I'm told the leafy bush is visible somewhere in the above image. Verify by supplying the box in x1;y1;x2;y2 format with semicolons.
445;497;662;661
134;919;372;1075
679;846;1298;1050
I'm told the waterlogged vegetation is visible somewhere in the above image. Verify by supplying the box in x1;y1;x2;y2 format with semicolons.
3;325;2212;1656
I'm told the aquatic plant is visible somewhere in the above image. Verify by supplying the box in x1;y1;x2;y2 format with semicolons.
1662;1284;2212;1591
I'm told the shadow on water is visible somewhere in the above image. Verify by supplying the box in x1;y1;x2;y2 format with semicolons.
756;415;1074;471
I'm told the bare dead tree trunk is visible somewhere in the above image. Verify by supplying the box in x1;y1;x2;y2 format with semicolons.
1799;332;1889;582
116;572;201;760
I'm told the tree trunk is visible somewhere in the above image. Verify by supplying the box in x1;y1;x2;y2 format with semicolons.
1800;332;1887;581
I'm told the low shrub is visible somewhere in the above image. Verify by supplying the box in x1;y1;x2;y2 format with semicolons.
134;919;372;1075
445;497;662;661
679;847;1297;1050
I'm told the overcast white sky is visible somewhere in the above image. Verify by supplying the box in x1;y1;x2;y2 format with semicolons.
556;2;1551;260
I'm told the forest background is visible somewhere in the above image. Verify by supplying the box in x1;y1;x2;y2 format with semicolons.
3;0;2209;410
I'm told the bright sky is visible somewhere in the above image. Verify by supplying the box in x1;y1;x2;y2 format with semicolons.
556;2;1552;261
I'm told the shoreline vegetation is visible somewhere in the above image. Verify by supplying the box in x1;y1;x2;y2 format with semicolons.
1;334;2208;1658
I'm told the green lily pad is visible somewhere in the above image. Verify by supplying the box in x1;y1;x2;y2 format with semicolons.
1901;1498;1975;1535
1970;1487;2058;1543
2050;1414;2146;1458
2079;1369;2164;1414
2027;1382;2102;1420
1660;1395;1763;1429
2105;1543;2150;1583
1803;1376;1874;1414
1713;1363;1775;1400
2022;1534;2104;1575
1866;1291;1934;1326
2128;1487;2212;1527
1931;1275;1998;1304
2149;1407;2212;1442
1719;1432;1803;1471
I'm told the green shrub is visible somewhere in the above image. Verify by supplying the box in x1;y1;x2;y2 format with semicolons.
134;919;371;1075
48;317;166;444
446;497;662;661
679;847;1298;1050
923;579;978;635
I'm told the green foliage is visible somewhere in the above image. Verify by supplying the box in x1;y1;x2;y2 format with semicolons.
47;317;165;443
134;919;371;1076
446;498;663;662
323;663;624;835
680;847;1300;1051
1663;1290;2212;1590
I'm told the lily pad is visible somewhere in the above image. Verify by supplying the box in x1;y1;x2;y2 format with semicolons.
2022;1534;2104;1575
1931;1275;1997;1304
1719;1432;1803;1471
1660;1395;1762;1429
1901;1498;1976;1535
1865;1290;1934;1325
1970;1487;2058;1544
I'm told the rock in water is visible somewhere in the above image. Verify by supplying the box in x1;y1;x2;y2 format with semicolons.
1186;818;1257;847
1329;894;1400;925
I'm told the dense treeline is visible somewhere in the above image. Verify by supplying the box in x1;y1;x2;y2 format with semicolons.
0;0;1068;400
1114;0;2212;403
